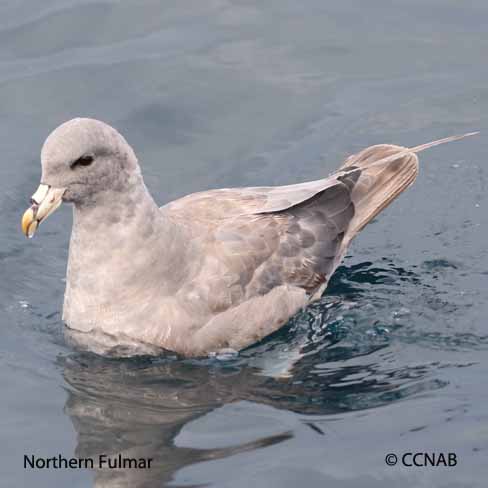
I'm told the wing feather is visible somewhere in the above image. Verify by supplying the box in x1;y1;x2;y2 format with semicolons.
167;144;418;302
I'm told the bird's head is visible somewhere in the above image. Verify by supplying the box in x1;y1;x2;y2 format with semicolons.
21;118;140;238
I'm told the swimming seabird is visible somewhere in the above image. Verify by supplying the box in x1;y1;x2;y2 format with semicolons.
21;118;476;356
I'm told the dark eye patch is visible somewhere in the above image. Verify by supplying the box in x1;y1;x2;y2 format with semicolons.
70;155;94;169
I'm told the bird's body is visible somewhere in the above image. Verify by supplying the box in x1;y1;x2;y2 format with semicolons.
21;119;476;357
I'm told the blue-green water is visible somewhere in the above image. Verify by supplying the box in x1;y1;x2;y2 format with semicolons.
1;1;487;486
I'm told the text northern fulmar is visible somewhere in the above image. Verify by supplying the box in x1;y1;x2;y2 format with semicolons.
24;454;153;469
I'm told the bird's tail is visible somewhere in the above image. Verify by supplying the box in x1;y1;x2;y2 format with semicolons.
341;131;478;239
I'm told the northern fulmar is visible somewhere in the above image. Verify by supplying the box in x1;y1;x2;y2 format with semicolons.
21;118;476;357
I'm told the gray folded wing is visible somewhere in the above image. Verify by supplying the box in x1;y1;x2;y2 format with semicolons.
165;144;418;302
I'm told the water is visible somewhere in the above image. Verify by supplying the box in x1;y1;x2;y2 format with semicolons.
1;1;487;486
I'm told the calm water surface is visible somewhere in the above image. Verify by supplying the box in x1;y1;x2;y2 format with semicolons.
1;1;487;487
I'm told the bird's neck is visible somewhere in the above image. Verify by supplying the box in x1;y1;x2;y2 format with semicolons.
63;179;189;332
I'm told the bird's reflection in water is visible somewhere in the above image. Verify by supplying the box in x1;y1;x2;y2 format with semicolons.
62;354;296;488
60;262;446;487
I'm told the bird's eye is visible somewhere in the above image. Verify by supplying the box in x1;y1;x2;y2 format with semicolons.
70;155;94;169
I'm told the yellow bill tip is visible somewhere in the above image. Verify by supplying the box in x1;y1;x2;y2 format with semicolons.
21;207;38;238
